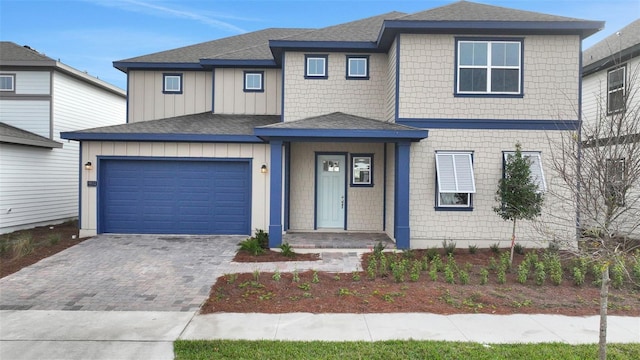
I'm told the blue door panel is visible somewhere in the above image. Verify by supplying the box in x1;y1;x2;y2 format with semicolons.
100;159;251;235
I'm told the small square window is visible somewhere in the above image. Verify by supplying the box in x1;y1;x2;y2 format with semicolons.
0;74;15;92
435;152;476;209
244;71;264;92
305;55;328;79
346;56;369;79
606;158;626;206
351;154;373;186
163;73;182;94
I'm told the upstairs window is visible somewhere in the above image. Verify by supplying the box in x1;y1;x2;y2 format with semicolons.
346;56;369;79
456;39;522;96
608;66;625;114
163;73;182;94
435;152;476;209
502;151;547;192
305;55;328;79
0;74;15;92
244;71;264;92
606;158;626;206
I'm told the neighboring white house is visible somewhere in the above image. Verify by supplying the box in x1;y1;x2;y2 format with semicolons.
582;19;640;238
0;42;126;234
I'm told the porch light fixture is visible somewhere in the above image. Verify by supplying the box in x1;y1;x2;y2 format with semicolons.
84;161;93;170
261;164;268;174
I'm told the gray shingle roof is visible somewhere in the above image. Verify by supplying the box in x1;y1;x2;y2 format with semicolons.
117;28;309;64
0;41;55;63
583;19;640;70
67;113;280;135
397;1;590;22
0;122;62;148
283;12;406;42
259;112;419;131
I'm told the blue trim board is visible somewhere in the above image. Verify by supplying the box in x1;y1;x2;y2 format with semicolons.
269;141;284;247
382;143;387;231
243;71;265;92
284;142;291;231
394;142;411;249
78;143;83;226
345;55;370;80
304;54;329;79
254;128;428;140
113;62;203;72
162;73;183;94
60;132;265;143
397;118;580;130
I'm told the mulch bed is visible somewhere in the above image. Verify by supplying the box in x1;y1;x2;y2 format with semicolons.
233;250;320;262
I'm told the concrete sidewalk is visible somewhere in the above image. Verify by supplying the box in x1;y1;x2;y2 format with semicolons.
1;310;638;360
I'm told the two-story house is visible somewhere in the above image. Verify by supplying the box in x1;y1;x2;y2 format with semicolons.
62;1;602;249
582;19;640;239
0;42;126;234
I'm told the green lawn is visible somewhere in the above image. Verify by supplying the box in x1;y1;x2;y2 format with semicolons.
174;340;640;359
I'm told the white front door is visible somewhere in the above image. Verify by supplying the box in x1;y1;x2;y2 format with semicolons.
316;154;346;228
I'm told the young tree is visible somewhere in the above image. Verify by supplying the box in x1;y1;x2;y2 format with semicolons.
546;63;639;360
494;142;544;265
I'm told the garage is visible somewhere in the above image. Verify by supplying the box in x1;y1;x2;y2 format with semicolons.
98;158;251;235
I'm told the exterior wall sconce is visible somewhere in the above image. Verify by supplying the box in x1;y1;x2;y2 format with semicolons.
260;164;268;174
84;162;93;170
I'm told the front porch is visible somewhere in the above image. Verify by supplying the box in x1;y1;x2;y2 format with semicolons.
284;231;395;249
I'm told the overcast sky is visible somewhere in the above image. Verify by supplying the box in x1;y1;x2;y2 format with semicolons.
1;0;637;89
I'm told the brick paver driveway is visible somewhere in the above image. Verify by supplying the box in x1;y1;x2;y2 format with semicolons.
0;234;242;311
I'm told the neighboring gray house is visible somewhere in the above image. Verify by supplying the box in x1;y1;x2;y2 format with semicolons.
0;42;126;234
62;1;602;249
582;19;640;238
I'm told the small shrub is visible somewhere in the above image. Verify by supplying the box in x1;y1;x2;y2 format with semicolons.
253;269;260;282
312;271;320;283
425;247;439;261
373;241;387;258
611;260;625;289
444;264;456;284
592;262;604;286
632;251;640;283
292;269;300;283
421;255;429;271
402;249;415;259
430;253;443;272
513;243;525;255
468;244;478;254
391;259;409;283
225;273;238;284
545;252;563;286
410;260;422;282
338;288;351;296
333;274;341;281
352;271;361;282
572;267;585;287
458;270;469;285
517;261;530;284
239;237;264;256
12;234;34;258
272;269;281;282
379;254;389;277
496;268;507;284
279;242;295;257
488;256;498;271
48;234;61;246
547;240;561;253
534;261;546;286
479;268;489;285
366;257;377;280
254;229;269;249
428;263;438;281
499;252;511;272
298;282;311;291
490;242;501;254
442;240;456;256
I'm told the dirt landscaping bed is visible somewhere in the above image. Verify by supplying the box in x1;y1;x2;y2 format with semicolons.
202;248;640;316
0;221;88;278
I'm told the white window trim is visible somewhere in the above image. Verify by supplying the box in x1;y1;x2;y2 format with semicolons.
435;152;476;208
306;56;326;77
347;57;368;78
457;40;521;95
0;74;15;92
607;66;625;113
163;74;182;93
351;154;373;186
244;72;263;91
503;151;547;192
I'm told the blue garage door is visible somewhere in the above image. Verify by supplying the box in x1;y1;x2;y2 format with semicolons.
99;159;251;235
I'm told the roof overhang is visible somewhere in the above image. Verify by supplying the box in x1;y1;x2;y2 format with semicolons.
583;43;640;76
254;128;427;142
199;59;278;68
269;40;380;64
60;132;264;143
113;61;204;72
377;20;605;48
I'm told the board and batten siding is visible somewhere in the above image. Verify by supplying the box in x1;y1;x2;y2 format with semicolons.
79;142;270;237
0;70;125;234
127;70;213;122
213;68;282;115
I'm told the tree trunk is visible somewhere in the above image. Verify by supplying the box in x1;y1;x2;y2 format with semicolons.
510;219;516;266
599;264;610;360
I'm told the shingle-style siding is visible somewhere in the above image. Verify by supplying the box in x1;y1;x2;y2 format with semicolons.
385;38;397;122
409;129;574;248
283;52;388;121
79;141;269;237
213;68;281;115
398;34;580;120
288;142;384;231
128;70;213;122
